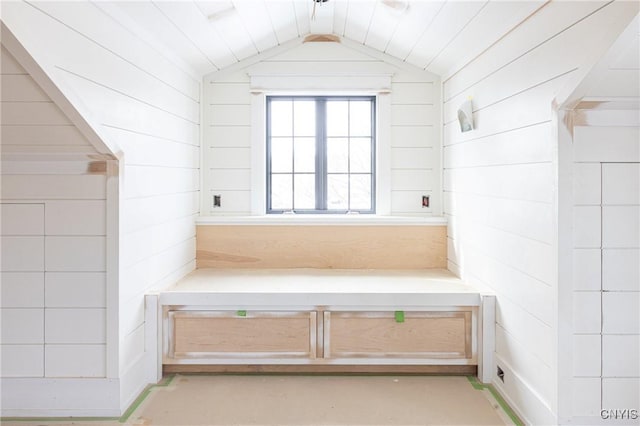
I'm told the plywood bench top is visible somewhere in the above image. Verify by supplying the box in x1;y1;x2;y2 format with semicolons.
159;269;483;307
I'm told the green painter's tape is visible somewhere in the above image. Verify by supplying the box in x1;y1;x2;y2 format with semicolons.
237;310;247;317
467;375;484;390
466;376;523;426
0;417;118;422
119;374;176;423
394;311;405;323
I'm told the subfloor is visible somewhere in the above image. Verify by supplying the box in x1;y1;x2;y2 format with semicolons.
2;375;518;426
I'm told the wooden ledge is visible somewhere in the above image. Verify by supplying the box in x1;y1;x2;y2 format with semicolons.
196;215;447;226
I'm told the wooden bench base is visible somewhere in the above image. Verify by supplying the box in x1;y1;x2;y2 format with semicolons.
145;269;495;383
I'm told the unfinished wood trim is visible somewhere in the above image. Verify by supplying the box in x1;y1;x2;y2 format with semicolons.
163;364;477;375
316;309;325;359
303;34;341;43
324;311;472;359
196;225;447;269
168;311;316;360
324;311;332;359
463;311;472;359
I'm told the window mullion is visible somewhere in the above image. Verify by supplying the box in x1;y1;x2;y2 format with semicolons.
316;99;327;211
347;100;351;211
266;98;272;212
291;100;295;211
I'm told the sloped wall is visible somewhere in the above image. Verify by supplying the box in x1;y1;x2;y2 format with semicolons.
1;46;113;415
1;0;200;415
442;1;638;424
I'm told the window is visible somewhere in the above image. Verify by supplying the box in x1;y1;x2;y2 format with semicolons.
266;96;376;214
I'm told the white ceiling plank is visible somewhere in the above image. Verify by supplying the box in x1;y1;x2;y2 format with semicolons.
192;1;258;62
195;1;235;17
364;1;406;52
427;1;547;77
333;0;349;37
96;2;201;85
344;0;377;44
405;1;489;69
265;1;300;44
93;0;594;83
309;0;335;34
114;1;215;75
384;1;445;60
153;1;237;70
232;0;278;52
293;0;310;36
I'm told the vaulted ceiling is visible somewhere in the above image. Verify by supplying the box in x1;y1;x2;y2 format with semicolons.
109;0;546;78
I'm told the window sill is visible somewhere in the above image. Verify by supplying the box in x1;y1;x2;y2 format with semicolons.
196;215;447;226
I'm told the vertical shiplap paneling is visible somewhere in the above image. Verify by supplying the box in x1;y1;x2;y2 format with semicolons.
203;42;440;216
442;2;637;424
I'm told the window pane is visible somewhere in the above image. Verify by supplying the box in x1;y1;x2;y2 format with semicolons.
350;174;371;210
350;137;371;173
271;137;292;173
294;137;315;173
294;101;315;136
327;138;348;173
271;174;292;210
326;101;348;137
267;96;375;214
349;101;372;136
327;174;348;210
294;174;315;209
271;100;293;136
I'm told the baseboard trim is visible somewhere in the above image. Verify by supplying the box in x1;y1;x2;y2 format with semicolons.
0;378;120;417
492;354;556;425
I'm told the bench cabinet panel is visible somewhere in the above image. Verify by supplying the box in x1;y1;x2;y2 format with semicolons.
324;311;472;359
166;311;317;360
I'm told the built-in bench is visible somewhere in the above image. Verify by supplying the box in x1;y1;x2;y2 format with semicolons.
146;268;494;382
145;219;494;383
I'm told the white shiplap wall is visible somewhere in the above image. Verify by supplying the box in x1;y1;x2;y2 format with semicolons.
566;17;640;424
571;121;640;422
1;46;111;414
203;41;440;217
1;0;200;415
443;2;638;424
